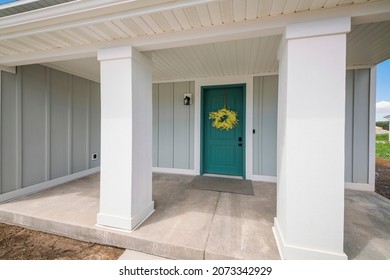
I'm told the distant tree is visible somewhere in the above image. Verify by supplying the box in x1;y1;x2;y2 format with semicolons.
376;121;389;131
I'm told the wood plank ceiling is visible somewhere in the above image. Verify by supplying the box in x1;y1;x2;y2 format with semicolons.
1;0;389;82
0;0;381;56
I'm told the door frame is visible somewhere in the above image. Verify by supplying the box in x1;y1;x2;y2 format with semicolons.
200;83;246;178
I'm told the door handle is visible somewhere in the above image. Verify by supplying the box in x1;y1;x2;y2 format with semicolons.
238;143;242;147
238;137;242;142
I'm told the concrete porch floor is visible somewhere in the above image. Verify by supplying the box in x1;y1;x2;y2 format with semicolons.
0;173;389;260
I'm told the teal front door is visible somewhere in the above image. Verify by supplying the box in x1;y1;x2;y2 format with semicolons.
202;84;245;177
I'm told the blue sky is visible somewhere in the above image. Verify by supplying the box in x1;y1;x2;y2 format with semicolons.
0;0;17;5
376;59;390;120
0;0;16;5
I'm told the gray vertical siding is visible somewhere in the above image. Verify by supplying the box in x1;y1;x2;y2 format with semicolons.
89;82;101;168
50;69;71;179
345;69;370;184
72;76;89;173
1;71;19;193
21;65;47;187
253;75;278;177
152;81;195;169
0;66;100;195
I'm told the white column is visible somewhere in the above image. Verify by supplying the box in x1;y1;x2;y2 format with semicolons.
274;18;350;259
97;46;154;231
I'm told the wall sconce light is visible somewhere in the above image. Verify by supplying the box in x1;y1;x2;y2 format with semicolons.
184;93;192;105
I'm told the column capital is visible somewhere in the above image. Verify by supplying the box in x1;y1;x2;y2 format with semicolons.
285;17;351;40
97;45;134;61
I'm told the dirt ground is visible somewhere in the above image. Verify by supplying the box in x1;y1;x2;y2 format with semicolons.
0;161;389;260
0;223;124;260
375;157;390;200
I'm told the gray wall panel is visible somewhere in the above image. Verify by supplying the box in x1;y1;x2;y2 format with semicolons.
21;65;47;187
345;69;370;184
0;65;101;195
157;83;174;168
153;81;194;169
173;82;190;169
253;75;278;176
352;69;370;183
345;71;354;182
50;69;71;179
152;84;158;167
89;81;101;168
253;77;261;174
72;76;89;173
261;76;278;176
1;71;19;193
189;81;195;169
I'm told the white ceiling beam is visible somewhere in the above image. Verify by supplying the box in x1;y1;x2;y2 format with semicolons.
0;65;16;74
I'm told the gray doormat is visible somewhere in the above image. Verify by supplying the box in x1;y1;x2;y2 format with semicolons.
188;176;254;195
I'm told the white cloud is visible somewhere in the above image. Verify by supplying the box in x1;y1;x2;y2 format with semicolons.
376;101;390;120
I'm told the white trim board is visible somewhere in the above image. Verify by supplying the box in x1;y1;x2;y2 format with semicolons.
152;167;198;176
0;167;100;203
368;66;376;188
273;218;347;260
250;175;277;183
345;182;374;192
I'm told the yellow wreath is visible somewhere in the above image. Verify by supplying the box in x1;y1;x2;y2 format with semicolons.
209;107;239;131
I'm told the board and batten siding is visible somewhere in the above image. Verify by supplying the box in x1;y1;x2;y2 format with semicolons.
152;81;195;170
0;65;100;196
345;69;371;184
253;75;278;177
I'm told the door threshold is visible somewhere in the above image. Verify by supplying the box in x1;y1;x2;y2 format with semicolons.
203;173;244;180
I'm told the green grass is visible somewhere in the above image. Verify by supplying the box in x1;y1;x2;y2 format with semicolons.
376;133;389;142
376;142;390;160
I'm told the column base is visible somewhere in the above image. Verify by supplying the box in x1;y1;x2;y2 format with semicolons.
97;201;155;231
273;218;348;260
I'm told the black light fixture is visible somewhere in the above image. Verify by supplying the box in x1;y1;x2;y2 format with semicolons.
184;93;192;105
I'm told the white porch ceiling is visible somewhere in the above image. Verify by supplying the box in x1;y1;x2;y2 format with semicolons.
0;0;389;82
0;0;389;65
45;19;390;83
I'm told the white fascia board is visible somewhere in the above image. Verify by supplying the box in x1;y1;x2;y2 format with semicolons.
0;0;215;39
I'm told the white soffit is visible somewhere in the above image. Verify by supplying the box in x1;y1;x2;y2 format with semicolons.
0;0;388;66
145;35;281;81
45;19;390;83
347;21;390;67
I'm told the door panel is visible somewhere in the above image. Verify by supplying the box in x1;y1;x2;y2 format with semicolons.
203;85;244;176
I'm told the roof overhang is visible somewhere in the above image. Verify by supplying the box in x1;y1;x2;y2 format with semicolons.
0;0;389;81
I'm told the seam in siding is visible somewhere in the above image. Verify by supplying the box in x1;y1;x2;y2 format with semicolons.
156;85;159;167
188;81;191;169
68;75;73;175
16;66;22;189
86;81;90;170
45;67;51;181
0;71;2;194
172;82;174;168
